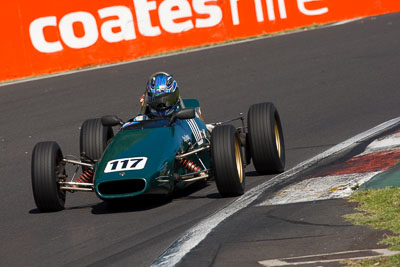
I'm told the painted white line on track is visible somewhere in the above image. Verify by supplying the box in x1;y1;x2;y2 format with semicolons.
151;117;400;266
0;18;362;88
330;17;362;26
258;249;400;266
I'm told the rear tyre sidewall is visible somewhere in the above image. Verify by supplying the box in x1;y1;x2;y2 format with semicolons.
31;141;65;212
211;125;245;197
80;118;113;170
248;102;285;174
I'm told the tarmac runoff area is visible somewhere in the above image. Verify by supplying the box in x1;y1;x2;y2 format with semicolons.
259;124;400;206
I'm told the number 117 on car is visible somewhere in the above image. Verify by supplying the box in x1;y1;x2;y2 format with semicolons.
104;157;148;173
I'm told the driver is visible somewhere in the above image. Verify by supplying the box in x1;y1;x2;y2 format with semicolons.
123;72;181;127
146;71;180;117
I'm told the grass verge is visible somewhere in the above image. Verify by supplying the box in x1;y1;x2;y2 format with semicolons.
343;187;400;266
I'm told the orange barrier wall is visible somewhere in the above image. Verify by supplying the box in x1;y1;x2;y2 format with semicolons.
1;0;399;82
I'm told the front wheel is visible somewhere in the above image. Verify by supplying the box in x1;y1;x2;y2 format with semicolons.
31;142;66;212
247;102;285;174
211;125;245;197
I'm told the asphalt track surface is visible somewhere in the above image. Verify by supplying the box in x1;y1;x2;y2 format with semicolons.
1;13;399;267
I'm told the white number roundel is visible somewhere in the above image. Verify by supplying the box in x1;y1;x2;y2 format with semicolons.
104;157;147;173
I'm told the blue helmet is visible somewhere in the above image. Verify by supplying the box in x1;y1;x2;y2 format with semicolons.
147;72;180;116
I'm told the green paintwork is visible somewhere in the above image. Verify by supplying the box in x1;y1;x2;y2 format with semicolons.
360;162;400;190
182;98;200;108
94;99;210;200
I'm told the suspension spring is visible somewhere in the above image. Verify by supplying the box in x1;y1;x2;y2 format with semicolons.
77;169;94;183
180;159;201;172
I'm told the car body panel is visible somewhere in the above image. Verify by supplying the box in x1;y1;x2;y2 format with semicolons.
94;100;210;200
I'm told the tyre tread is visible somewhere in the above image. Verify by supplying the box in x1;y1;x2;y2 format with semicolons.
31;141;65;212
80;118;113;163
248;102;285;174
211;125;245;196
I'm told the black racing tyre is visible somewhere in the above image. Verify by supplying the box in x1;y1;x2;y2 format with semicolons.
80;118;114;164
248;102;285;174
245;134;251;165
211;125;245;197
31;142;66;212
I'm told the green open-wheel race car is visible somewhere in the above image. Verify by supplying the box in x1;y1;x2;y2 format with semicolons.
31;98;285;212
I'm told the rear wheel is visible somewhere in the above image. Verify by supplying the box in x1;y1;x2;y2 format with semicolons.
31;142;66;212
80;118;113;168
248;102;285;174
211;125;245;197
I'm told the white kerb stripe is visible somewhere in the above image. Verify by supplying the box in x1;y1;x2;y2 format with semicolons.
151;117;400;266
